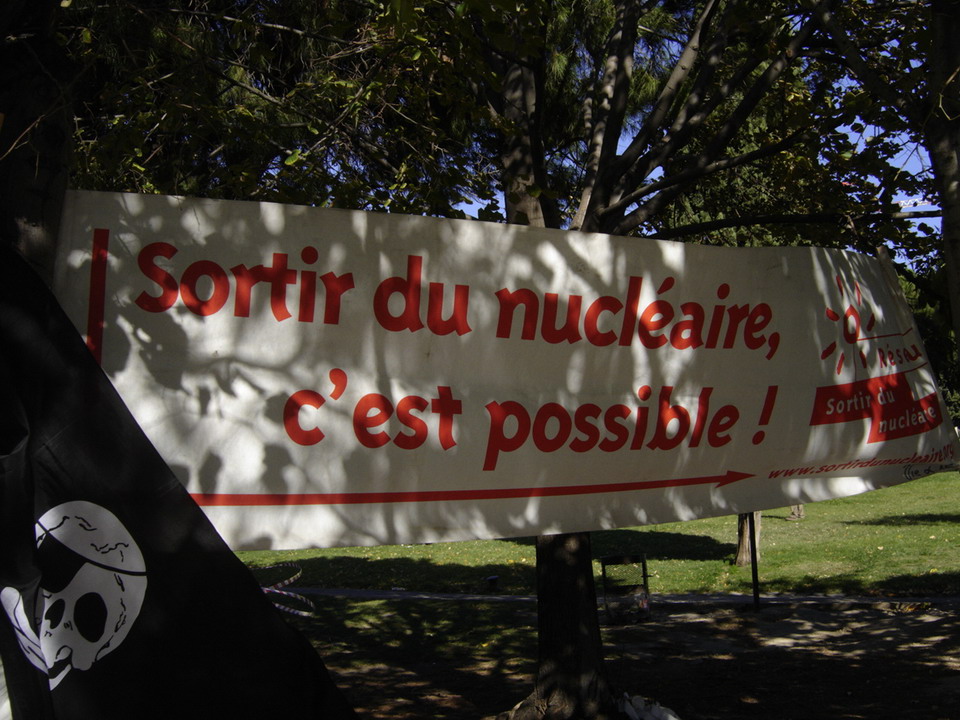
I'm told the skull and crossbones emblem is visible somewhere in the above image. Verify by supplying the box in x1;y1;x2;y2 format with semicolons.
1;501;147;689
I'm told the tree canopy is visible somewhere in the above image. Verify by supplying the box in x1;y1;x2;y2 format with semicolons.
56;0;939;251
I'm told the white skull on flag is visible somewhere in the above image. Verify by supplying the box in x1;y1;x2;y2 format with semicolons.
1;501;147;689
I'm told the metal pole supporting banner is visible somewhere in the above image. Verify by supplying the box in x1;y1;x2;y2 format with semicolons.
748;511;761;611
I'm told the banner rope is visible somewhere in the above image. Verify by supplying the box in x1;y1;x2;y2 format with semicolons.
257;562;316;618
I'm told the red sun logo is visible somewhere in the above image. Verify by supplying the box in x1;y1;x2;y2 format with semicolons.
820;275;876;375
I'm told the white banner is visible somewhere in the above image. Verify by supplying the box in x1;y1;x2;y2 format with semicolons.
54;190;959;549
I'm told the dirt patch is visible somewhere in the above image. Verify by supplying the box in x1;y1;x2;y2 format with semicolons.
313;596;960;719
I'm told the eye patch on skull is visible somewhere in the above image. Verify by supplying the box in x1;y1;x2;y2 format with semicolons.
36;516;145;593
37;532;89;594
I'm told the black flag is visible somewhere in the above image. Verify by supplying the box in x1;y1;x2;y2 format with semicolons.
0;245;357;718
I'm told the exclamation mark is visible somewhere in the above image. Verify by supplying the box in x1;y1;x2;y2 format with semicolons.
752;386;778;445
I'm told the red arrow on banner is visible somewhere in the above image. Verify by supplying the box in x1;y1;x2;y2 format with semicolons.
191;471;753;507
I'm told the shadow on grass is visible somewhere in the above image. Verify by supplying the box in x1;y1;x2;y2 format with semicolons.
504;528;736;562
291;596;535;719
591;528;735;561
256;554;538;595
848;512;960;526
251;528;735;596
755;570;960;597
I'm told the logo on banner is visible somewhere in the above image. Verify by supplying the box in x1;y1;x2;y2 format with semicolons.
819;275;875;376
810;274;939;442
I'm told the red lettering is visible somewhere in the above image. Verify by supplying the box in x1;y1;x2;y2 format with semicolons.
532;403;572;451
541;294;582;344
135;243;352;323
284;390;325;446
353;394;393;448
231;263;267;317
135;242;179;312
481;387;741;468
583;296;621;346
394;395;429;449
670;303;704;350
352;387;464;451
427;282;471;336
570;404;602;452
495;288;539;339
722;304;750;348
483;400;530;470
180;261;229;316
431;386;463;450
373;255;425;332
630;400;650;450
299;247;319;321
600;405;631;452
230;255;296;321
637;300;673;349
491;276;776;357
646;386;690;450
705;284;729;348
744;303;772;350
319;272;355;324
689;387;712;447
266;253;297;321
298;268;317;322
708;405;739;446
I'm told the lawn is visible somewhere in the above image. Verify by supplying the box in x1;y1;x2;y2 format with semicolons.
240;471;960;599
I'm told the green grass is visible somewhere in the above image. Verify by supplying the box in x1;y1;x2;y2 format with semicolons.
241;471;960;599
288;596;536;675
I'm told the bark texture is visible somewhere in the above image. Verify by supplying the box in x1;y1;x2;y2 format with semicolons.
735;511;762;567
924;1;960;343
499;533;619;720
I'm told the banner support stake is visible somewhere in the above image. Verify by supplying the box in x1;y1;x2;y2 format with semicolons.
749;511;761;611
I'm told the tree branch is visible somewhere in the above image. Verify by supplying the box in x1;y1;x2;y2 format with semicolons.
611;5;825;235
610;16;763;208
165;7;365;50
807;0;921;124
646;209;941;240
698;10;821;162
602;127;811;218
571;0;646;230
615;0;722;175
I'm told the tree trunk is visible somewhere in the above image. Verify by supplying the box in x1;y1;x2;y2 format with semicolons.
924;1;960;345
499;58;561;229
500;533;618;720
735;511;761;567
